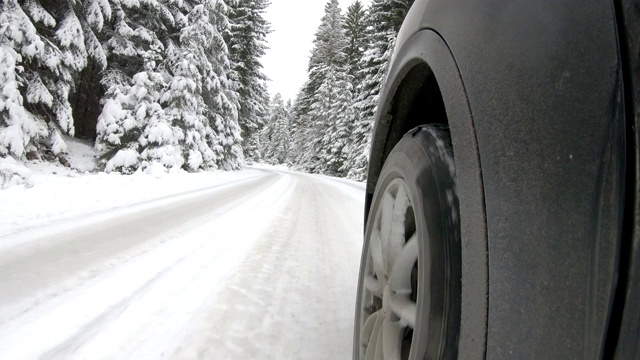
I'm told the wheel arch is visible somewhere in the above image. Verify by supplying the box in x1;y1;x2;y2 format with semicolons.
364;29;489;359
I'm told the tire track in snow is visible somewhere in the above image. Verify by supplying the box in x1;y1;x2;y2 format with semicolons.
0;171;296;359
0;170;364;359
0;172;280;318
167;173;365;359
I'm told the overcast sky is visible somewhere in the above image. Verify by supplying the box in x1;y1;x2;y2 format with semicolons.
261;0;371;102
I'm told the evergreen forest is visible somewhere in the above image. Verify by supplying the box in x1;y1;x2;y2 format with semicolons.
0;0;414;181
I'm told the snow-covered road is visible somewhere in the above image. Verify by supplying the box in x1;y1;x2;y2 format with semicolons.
0;168;364;359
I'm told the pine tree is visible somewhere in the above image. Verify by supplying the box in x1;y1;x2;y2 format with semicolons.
292;0;351;175
70;0;111;140
314;67;355;176
226;0;271;163
96;0;244;173
354;0;405;130
344;1;367;81
341;0;368;180
346;0;414;181
131;69;182;173
0;0;108;160
164;3;220;171
345;117;371;180
295;0;347;120
99;65;184;174
96;0;178;173
0;42;46;159
0;2;47;159
288;89;312;169
261;93;290;165
2;0;268;175
199;0;244;171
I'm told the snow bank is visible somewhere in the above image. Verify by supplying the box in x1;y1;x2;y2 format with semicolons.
0;168;264;238
64;135;97;172
0;156;34;189
104;149;140;174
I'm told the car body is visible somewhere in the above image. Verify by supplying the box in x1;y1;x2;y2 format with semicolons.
355;0;639;358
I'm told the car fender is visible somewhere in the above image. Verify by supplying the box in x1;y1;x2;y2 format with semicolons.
366;28;489;359
366;0;626;357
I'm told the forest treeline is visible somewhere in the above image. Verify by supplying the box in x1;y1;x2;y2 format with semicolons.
261;0;413;181
0;0;413;181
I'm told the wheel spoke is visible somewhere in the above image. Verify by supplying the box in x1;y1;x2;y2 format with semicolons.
382;317;404;360
392;184;409;220
387;185;409;272
379;191;395;275
369;228;387;288
389;293;417;329
374;326;385;360
364;312;384;360
389;232;418;295
361;311;380;348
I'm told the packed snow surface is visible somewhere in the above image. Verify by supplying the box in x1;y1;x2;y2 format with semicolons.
0;165;365;359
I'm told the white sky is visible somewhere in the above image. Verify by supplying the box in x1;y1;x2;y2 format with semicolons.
261;0;371;102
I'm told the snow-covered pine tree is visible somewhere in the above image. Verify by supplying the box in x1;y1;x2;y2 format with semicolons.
344;1;367;81
0;2;47;159
162;4;219;172
70;0;111;140
135;69;184;173
341;0;368;180
261;93;291;165
48;5;84;148
292;0;351;175
314;67;355;177
97;0;244;173
294;0;347;122
288;89;313;169
199;0;244;171
96;0;180;173
346;0;414;181
226;0;271;164
99;65;184;174
0;0;108;161
345;115;371;180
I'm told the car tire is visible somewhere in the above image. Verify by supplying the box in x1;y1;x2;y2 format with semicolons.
354;125;461;359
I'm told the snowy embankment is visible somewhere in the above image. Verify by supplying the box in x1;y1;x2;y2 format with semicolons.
0;165;264;239
0;147;366;359
0;136;264;238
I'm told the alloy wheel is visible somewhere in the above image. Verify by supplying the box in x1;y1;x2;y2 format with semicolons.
359;178;419;360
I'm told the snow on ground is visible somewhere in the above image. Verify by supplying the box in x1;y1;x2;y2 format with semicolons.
0;159;365;358
64;136;99;173
0;163;263;239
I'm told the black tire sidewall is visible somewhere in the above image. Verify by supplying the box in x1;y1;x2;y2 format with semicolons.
355;127;461;359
